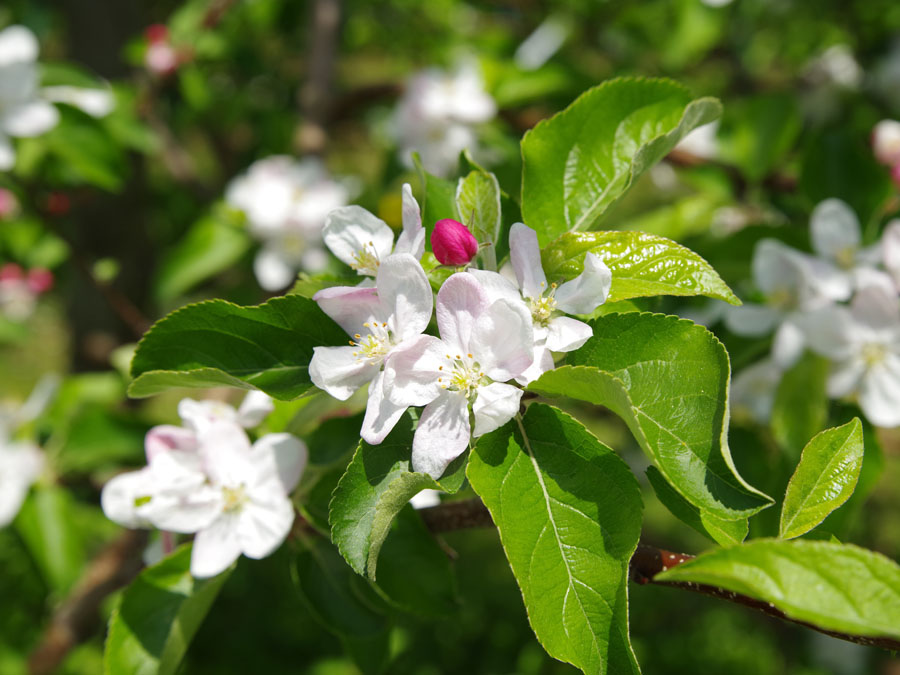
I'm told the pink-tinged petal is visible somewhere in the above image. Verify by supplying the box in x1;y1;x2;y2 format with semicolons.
382;335;445;406
771;320;806;369
313;285;381;335
0;26;38;66
851;284;900;330
411;391;470;479
2;100;59;137
236;498;295;559
796;307;857;361
509;223;547;298
515;347;555;386
236;390;274;428
554;253;612;315
545;316;592;353
827;358;866;399
436;273;488;354
395;183;425;260
190;514;243;578
145;424;198;462
470;298;534;381
177;398;238;433
852;267;895;295
310;345;379;400
859;354;900;427
723;303;781;337
872;119;900;166
377;253;433;340
360;371;408;445
254;246;297;291
467;269;521;305
472;382;522;437
248;433;308;494
322;206;394;274
431;219;478;266
100;469;157;529
810;199;861;262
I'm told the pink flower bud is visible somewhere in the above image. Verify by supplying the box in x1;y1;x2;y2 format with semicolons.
0;188;17;219
26;268;53;294
892;163;900;190
431;218;478;266
144;24;169;45
0;263;23;282
872;120;900;167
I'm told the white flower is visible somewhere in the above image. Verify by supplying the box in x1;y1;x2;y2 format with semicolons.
0;25;113;171
384;273;533;479
322;183;424;277
470;223;611;383
872;120;900;167
881;220;900;289
102;420;307;578
808;199;882;290
730;358;783;425
394;64;496;177
177;390;274;435
0;439;44;527
675;121;720;160
226;156;349;290
310;253;433;443
798;285;900;427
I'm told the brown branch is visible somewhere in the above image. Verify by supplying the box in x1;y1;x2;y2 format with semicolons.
27;530;149;675
296;0;342;155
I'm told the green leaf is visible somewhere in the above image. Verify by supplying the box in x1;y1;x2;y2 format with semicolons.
529;313;772;521
456;169;501;269
779;419;864;540
104;545;232;675
154;211;251;302
329;412;466;580
771;353;830;459
541;231;739;305
129;295;346;400
654;539;900;640
646;466;747;546
413;153;458;238
467;404;642;675
15;486;85;592
521;76;721;246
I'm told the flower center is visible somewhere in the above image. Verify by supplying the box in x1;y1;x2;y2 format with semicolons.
528;282;558;327
438;353;486;401
350;241;381;276
835;246;857;270
222;485;249;513
350;322;392;364
862;342;887;367
768;287;796;311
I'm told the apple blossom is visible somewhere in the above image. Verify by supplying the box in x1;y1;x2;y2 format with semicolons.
310;253;433;443
872;119;900;167
144;24;179;76
431;218;478;266
730;358;783;425
0;439;44;527
384;273;533;478
0;263;53;321
808;199;882;290
322;183;424;277
226;156;349;290
177;390;274;434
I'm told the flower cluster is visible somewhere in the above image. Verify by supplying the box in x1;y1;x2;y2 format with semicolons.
721;199;900;427
101;392;307;578
310;191;611;478
0;263;53;321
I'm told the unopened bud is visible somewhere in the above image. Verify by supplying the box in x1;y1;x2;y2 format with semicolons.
26;268;53;294
872;119;900;167
431;218;478;266
0;263;23;282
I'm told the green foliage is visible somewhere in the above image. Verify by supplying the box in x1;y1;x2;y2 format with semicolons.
104;545;232;675
530;313;772;522
521;77;721;246
779;419;864;540
128;295;346;400
455;168;501;269
541;231;740;305
15;486;85;592
655;539;900;640
770;354;830;458
468;404;643;675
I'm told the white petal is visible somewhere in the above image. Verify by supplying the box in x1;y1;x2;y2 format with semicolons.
254;246;297;291
828;358;866;398
515;346;556;386
0;481;28;527
751;239;805;298
411;391;470;479
851;284;900;329
810;199;861;262
723;303;781;337
852;267;896;295
2;100;59;137
545;316;592;352
248;433;308;495
360;371;408;445
410;489;441;509
236;498;295;559
100;469;157;529
309;345;379;400
466;268;521;305
191;514;243;578
313;285;381;335
195;423;254;486
0;133;13;170
771;320;806;369
395;183;425;260
859;355;900;427
382;335;445;407
472;382;522;437
435;273;488;354
0;26;39;66
730;359;782;424
322;206;394;273
42;86;114;117
0;444;43;526
554;253;612;315
796;306;857;361
145;424;198;462
236;390;274;428
377;253;432;341
177;398;238;433
882;220;900;281
471;298;534;381
509;223;547;298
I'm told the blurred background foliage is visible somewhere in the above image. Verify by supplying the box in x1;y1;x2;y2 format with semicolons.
1;0;900;673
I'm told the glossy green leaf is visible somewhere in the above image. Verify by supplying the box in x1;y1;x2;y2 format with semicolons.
779;419;864;540
646;466;747;546
456;168;501;269
104;545;232;675
413;153;458;239
529;313;772;521
329;412;466;580
15;486;85;592
467;404;643;675
655;539;900;640
521;77;721;245
541;231;739;305
771;353;829;458
129;295;346;400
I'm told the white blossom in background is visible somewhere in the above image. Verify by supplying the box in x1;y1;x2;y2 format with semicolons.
469;223;611;384
872;120;900;168
730;358;783;425
514;16;570;71
394;64;496;177
808;199;884;292
384;273;533;479
310;253;433;444
0;25;113;171
804;44;863;90
322;183;424;278
881;220;900;289
177;390;274;434
798;285;900;428
0;263;52;321
226;156;349;290
675;121;720;160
